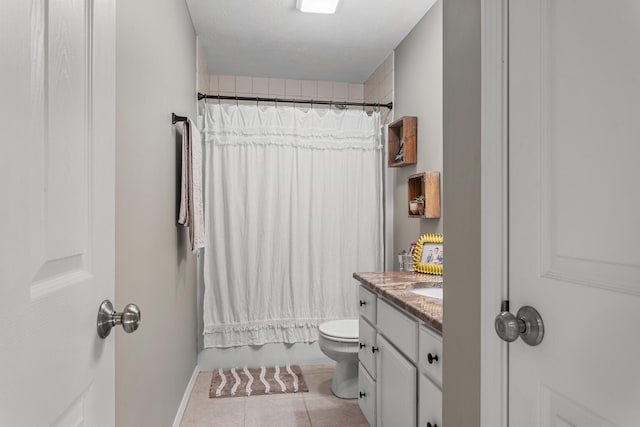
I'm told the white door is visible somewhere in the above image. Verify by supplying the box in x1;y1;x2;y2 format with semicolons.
509;0;640;425
0;0;116;425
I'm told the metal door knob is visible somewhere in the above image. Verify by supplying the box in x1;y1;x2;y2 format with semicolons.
427;423;438;427
495;304;544;346
97;300;141;339
359;300;367;306
371;346;379;354
359;342;366;349
427;353;439;364
359;391;366;398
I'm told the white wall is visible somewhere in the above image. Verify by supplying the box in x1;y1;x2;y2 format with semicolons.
392;1;444;263
115;0;198;426
442;0;482;424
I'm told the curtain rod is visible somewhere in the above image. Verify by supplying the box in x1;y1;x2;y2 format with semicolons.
197;92;393;110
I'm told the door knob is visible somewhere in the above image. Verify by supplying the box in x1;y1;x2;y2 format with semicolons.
495;302;544;346
97;300;141;339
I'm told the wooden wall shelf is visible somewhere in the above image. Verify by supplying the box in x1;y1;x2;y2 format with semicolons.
408;172;441;219
388;116;417;167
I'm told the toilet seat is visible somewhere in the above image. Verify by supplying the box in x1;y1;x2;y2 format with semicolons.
319;319;359;343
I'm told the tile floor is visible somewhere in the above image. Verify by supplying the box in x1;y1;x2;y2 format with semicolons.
180;364;369;427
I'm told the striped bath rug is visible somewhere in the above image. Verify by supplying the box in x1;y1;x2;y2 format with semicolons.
209;365;309;398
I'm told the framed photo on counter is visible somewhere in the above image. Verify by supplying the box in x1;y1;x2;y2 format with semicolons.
413;233;443;275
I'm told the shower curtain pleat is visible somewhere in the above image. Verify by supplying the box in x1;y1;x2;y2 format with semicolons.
202;104;382;348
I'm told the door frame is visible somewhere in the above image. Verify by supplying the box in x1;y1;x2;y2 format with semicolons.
480;0;508;425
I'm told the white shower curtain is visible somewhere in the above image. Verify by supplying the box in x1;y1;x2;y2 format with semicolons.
201;103;382;348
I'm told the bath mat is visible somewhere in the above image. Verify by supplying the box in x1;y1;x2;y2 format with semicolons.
209;365;309;398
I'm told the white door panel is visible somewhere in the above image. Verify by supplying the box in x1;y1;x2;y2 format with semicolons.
0;0;115;425
509;0;640;425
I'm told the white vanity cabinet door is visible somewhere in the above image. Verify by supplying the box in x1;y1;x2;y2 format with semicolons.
418;324;443;388
358;363;377;427
358;284;377;323
377;334;417;427
418;373;442;427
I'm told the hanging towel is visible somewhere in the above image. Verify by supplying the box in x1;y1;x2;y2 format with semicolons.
177;121;190;226
176;118;205;252
189;118;205;252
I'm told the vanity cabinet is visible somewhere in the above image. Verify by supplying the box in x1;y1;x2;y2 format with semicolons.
418;325;443;427
359;364;377;427
358;285;378;426
378;334;417;426
357;284;443;426
419;373;442;427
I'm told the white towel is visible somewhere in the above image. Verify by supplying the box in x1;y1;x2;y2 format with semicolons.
176;121;189;226
176;119;205;252
189;118;205;252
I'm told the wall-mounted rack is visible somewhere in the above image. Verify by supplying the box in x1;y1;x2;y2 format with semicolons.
172;113;188;124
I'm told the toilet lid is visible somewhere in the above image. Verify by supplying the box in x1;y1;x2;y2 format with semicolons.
319;319;359;342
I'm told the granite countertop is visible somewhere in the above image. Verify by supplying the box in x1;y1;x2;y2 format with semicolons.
353;271;443;334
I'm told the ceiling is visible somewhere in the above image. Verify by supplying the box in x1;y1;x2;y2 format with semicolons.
186;0;437;84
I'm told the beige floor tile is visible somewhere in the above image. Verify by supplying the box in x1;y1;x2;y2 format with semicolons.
244;390;306;402
180;397;245;427
245;396;311;427
304;396;367;427
186;372;215;403
302;372;334;399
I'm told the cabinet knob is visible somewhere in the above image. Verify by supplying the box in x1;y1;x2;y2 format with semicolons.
427;353;439;364
359;342;366;349
359;300;367;306
427;423;438;427
359;391;366;398
371;346;379;354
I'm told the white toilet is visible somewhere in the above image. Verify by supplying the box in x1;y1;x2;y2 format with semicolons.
318;319;359;399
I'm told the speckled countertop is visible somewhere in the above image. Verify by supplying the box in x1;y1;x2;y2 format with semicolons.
353;271;443;334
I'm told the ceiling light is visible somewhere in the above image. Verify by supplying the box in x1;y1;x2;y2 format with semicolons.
296;0;340;14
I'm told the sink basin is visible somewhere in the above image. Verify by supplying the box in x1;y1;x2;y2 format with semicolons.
411;288;443;300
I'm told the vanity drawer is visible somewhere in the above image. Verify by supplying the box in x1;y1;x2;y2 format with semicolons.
418;324;443;387
377;298;418;363
358;317;377;379
358;285;377;323
358;363;377;427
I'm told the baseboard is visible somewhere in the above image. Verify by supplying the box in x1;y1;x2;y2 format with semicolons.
172;365;200;427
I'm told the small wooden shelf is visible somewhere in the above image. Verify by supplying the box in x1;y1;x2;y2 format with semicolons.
408;172;441;219
388;116;417;167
